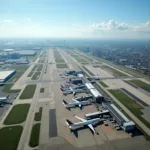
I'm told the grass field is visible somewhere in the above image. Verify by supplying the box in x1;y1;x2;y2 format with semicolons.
20;85;36;99
31;65;38;72
27;71;34;77
34;107;42;121
0;126;23;150
82;66;94;76
129;80;150;92
31;72;41;80
29;123;41;147
40;88;44;93
2;84;21;93
56;63;68;68
2;65;28;93
4;104;30;125
36;65;43;71
99;81;108;87
109;90;150;129
104;65;128;76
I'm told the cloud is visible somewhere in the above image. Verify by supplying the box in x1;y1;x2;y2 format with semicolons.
3;20;12;23
91;20;129;31
23;18;32;22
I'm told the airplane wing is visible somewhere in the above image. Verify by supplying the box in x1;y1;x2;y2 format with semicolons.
75;116;86;122
88;124;95;133
72;99;78;102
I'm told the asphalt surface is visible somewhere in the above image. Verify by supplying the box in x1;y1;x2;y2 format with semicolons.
49;109;57;137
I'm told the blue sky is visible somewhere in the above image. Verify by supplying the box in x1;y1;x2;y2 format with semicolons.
0;0;150;38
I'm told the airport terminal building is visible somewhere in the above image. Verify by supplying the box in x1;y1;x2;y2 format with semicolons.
0;70;16;84
103;102;135;132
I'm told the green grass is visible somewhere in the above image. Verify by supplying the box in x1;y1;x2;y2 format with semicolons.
82;66;94;76
99;81;108;87
36;65;43;71
27;56;35;61
20;85;36;99
104;65;128;76
109;90;150;129
56;63;68;68
29;123;41;147
40;88;44;93
27;71;34;77
129;80;150;91
8;65;28;72
2;84;21;93
31;72;41;80
4;104;30;125
34;107;42;121
31;65;38;72
0;126;23;150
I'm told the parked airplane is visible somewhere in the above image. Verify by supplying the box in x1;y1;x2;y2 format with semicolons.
62;88;87;96
87;76;100;80
60;85;85;91
0;95;9;101
62;99;91;109
73;95;93;101
0;95;12;107
66;116;101;134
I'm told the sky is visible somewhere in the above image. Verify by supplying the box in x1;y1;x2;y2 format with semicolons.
0;0;150;39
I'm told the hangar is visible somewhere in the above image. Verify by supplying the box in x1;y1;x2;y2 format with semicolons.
0;70;16;83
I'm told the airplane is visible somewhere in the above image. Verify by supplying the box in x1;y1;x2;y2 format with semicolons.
0;95;12;107
73;95;93;101
62;99;91;109
65;116;101;135
60;85;85;91
0;95;10;101
62;88;87;96
87;76;100;80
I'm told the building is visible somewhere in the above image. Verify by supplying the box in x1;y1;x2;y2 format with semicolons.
0;70;16;83
71;79;83;84
13;50;37;56
103;102;135;132
84;82;104;103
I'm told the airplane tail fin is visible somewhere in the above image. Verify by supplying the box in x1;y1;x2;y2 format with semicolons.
66;119;73;126
63;100;68;105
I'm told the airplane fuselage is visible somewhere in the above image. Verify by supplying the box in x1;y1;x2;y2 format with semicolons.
67;118;101;127
65;100;90;108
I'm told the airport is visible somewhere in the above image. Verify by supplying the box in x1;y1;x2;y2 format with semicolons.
0;47;150;150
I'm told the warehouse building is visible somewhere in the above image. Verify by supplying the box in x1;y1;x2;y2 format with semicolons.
0;70;16;83
103;102;135;132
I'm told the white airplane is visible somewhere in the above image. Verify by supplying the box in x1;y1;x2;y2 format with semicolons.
65;116;101;135
73;95;93;101
0;95;11;107
62;87;87;96
87;76;100;80
62;99;91;109
0;95;9;101
60;85;85;91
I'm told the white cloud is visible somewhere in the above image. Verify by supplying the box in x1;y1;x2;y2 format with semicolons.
3;20;12;23
23;18;32;22
89;20;150;38
91;20;129;31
